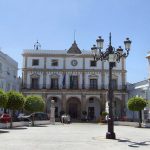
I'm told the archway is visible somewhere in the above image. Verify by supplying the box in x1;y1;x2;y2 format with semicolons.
66;97;81;120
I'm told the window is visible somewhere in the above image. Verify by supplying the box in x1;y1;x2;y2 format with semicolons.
70;75;78;89
88;107;95;120
90;79;98;89
51;78;59;89
31;78;39;89
32;59;39;66
112;79;117;89
51;59;58;66
90;60;97;67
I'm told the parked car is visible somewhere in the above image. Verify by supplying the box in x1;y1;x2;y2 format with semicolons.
19;112;49;121
17;114;31;122
0;114;11;123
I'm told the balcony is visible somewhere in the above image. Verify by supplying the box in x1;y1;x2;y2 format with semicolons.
21;84;127;92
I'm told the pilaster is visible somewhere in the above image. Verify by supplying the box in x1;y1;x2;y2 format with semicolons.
43;57;46;88
101;61;105;89
121;57;126;89
81;93;86;111
61;93;66;111
23;56;28;88
82;57;85;89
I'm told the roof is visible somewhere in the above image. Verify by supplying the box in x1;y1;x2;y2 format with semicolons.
0;50;18;67
23;49;92;55
67;41;82;54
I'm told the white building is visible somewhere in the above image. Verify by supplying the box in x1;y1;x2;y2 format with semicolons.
127;80;150;121
127;52;150;122
22;41;127;121
0;50;20;114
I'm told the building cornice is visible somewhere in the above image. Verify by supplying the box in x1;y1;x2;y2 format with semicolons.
22;68;126;74
22;52;93;58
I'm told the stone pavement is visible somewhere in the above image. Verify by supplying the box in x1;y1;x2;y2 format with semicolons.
0;123;150;150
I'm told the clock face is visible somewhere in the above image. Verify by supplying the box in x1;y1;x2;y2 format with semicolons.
71;60;78;66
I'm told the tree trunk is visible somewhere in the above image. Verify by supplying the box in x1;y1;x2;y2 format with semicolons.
10;110;13;128
138;110;142;128
32;114;35;126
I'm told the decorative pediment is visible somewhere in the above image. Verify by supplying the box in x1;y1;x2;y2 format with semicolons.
50;73;60;78
30;73;40;78
112;74;118;79
88;74;98;78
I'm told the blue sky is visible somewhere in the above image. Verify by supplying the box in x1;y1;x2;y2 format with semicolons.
0;0;150;83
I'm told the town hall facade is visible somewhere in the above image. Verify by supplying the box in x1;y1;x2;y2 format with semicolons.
21;41;127;121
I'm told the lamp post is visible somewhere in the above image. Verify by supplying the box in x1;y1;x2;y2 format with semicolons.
91;33;131;139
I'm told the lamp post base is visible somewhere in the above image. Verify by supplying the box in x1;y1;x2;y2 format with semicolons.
106;132;116;139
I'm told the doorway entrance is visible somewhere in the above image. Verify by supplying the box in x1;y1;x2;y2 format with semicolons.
88;107;95;120
66;97;81;120
69;103;78;119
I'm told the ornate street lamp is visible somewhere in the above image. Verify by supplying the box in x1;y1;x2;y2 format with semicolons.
91;33;131;139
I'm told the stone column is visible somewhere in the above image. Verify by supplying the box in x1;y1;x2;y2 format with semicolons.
23;70;27;88
101;61;105;89
81;93;86;111
121;94;126;117
23;56;28;88
50;99;55;125
121;57;126;89
61;93;66;112
43;57;46;89
82;57;85;89
100;94;105;113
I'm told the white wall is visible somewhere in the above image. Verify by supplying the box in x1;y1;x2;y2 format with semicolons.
0;51;19;92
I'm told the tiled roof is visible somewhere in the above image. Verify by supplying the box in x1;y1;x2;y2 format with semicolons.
67;41;82;54
23;49;92;55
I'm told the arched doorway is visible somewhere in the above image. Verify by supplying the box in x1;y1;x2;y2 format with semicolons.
66;97;81;120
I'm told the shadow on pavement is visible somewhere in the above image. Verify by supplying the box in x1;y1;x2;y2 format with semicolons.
0;130;9;133
117;138;150;148
6;127;28;130
28;125;48;127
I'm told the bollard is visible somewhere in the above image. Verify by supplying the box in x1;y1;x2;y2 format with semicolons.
29;121;32;127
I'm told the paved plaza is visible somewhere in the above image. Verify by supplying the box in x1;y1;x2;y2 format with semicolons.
0;123;150;150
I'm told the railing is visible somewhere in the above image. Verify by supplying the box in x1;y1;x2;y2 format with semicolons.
22;84;127;91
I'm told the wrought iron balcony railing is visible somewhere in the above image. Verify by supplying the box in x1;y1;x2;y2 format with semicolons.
22;84;127;91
